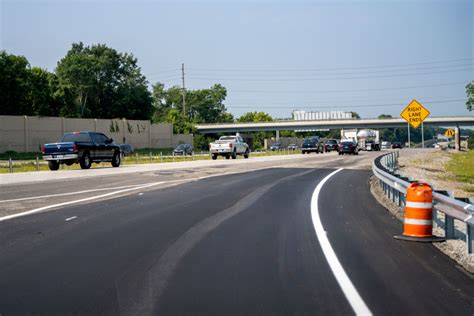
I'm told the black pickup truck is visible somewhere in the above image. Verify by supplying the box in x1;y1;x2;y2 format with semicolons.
42;131;121;171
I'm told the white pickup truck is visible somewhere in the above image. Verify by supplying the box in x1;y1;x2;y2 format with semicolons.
209;135;250;160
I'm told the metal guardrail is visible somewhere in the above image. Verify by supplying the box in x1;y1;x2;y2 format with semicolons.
372;151;474;254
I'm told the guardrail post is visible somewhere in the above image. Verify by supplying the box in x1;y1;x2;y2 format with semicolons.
136;153;139;164
36;156;39;171
9;157;13;173
160;152;163;163
445;214;454;239
467;225;473;254
149;152;152;163
192;152;194;161
173;153;175;162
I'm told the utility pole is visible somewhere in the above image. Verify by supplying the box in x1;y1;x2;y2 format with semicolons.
181;63;186;116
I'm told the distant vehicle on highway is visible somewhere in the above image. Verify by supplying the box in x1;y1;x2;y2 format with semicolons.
209;135;250;160
324;139;339;152
270;143;282;151
365;140;381;151
338;139;359;155
381;141;391;150
287;143;298;150
42;131;121;170
391;142;402;149
173;144;193;156
302;136;324;154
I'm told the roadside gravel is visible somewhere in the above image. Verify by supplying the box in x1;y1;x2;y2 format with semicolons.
370;149;474;274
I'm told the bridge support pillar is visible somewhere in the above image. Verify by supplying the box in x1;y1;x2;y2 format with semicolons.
276;130;280;140
455;126;460;151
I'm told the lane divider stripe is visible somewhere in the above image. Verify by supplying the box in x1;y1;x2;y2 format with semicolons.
0;181;168;222
0;184;146;203
311;168;372;316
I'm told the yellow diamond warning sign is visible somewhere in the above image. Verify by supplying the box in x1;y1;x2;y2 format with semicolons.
400;99;430;129
445;128;455;138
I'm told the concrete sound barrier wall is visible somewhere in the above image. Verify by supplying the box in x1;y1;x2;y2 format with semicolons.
0;115;193;153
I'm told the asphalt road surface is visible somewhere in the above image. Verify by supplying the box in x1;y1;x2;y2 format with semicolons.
0;152;473;315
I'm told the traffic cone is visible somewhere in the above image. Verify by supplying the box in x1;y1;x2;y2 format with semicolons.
394;182;445;242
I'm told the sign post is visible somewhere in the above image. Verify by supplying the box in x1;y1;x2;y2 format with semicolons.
401;99;430;148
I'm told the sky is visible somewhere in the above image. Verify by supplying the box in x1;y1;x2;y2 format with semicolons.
1;0;473;119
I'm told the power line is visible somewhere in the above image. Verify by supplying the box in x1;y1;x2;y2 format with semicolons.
188;63;473;77
228;81;467;94
186;57;473;72
226;99;466;109
187;68;472;81
228;95;465;105
145;69;180;76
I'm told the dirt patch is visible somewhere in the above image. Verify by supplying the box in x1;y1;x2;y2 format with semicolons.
398;149;473;198
369;175;474;274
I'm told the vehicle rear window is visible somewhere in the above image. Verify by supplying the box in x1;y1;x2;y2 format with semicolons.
62;133;92;142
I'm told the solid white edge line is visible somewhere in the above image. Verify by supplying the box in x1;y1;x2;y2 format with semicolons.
65;216;78;221
0;181;165;222
310;168;372;316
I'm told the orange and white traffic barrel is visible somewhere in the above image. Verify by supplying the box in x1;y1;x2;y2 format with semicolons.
394;182;444;242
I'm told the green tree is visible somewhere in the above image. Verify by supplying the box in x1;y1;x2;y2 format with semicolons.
152;83;234;129
237;111;273;122
56;42;152;119
351;112;360;119
378;114;393;119
237;111;274;150
0;51;31;115
466;81;473;111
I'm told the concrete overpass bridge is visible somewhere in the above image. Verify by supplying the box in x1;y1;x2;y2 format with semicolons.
195;116;474;134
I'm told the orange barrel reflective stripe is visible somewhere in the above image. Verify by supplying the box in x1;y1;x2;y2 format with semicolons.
404;182;433;237
394;182;444;243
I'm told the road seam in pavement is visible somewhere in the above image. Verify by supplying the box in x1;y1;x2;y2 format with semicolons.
117;168;317;315
310;168;372;316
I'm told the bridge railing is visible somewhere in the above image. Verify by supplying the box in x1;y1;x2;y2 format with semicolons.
372;152;474;254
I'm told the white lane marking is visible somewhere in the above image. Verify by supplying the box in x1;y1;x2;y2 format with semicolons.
65;216;77;221
0;181;167;222
138;193;144;196
311;168;372;316
0;184;145;203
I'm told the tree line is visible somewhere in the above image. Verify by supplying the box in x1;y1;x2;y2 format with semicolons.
0;42;235;129
1;43;472;150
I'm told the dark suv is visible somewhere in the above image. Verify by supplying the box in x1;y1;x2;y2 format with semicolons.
302;137;324;154
324;139;339;152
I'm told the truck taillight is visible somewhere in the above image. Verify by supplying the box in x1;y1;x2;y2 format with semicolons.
41;145;45;154
229;143;233;148
73;144;78;153
208;144;211;149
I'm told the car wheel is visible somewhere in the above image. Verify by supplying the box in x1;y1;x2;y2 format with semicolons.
244;150;249;159
226;155;230;159
79;151;92;169
302;151;305;154
48;160;60;171
211;154;217;160
231;150;237;159
111;151;121;167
